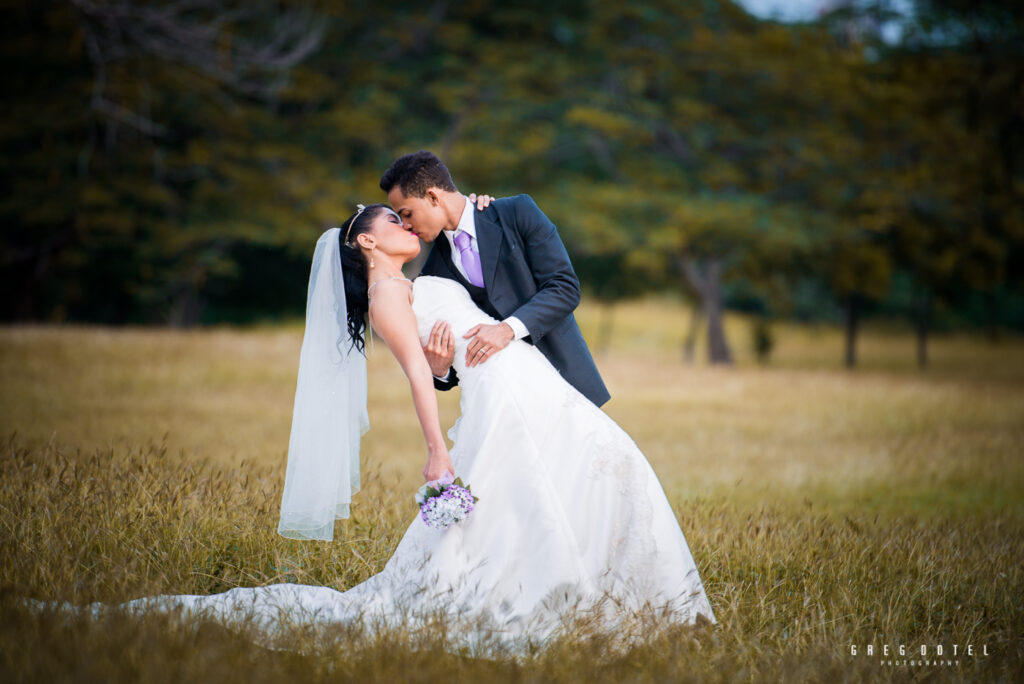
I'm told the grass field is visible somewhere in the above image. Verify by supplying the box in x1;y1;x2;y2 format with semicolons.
1;298;1022;682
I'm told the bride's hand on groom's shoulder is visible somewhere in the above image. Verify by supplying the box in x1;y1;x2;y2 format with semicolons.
467;193;493;210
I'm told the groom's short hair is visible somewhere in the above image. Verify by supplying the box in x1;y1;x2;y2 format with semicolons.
380;150;458;198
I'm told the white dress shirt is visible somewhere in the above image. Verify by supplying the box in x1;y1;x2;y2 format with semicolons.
433;196;529;381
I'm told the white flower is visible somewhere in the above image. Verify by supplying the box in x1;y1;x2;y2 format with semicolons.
414;485;429;506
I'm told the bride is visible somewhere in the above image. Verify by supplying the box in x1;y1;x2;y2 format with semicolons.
53;201;716;652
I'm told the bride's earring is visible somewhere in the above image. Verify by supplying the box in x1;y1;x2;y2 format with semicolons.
370;247;376;269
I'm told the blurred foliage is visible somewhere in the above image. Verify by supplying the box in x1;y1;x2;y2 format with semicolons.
0;0;1022;364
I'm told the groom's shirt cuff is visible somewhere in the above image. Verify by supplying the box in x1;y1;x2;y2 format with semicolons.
433;369;452;382
503;316;529;340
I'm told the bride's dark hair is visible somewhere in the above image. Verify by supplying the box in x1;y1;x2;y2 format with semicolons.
338;203;390;353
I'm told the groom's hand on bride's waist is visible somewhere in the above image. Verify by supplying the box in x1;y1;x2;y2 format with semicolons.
464;323;514;367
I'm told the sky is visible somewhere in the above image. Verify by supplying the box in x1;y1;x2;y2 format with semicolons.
736;0;833;22
735;0;912;43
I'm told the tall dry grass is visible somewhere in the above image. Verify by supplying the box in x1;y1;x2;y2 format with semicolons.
1;302;1022;681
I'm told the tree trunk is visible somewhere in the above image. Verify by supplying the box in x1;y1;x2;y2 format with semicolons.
683;300;700;364
916;289;931;369
679;256;732;366
9;227;76;321
168;287;203;328
844;294;859;369
703;258;732;365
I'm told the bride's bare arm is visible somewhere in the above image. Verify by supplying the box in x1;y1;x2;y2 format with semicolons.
368;281;454;481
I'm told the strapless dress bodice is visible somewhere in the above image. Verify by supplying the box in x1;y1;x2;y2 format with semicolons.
412;275;503;380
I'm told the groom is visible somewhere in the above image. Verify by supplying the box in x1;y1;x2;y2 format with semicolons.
380;150;610;407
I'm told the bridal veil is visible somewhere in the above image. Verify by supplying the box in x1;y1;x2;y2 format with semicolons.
277;227;368;541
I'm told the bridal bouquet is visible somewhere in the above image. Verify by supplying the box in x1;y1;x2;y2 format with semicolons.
415;471;479;530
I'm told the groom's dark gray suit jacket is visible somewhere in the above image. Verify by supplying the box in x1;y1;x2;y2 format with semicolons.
420;194;610;407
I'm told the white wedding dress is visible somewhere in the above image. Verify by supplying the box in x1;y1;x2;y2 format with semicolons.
48;275;715;652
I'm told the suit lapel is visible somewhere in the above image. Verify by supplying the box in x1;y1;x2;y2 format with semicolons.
474;211;502;290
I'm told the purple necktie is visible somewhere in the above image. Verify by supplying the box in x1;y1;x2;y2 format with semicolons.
453;231;484;288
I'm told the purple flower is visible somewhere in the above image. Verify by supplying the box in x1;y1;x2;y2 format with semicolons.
414;478;479;530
